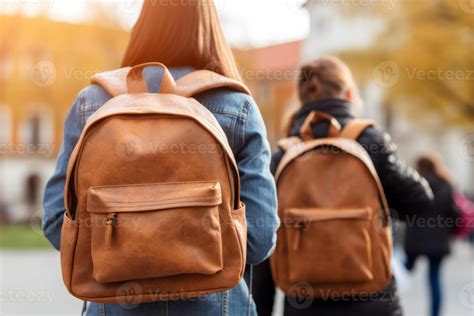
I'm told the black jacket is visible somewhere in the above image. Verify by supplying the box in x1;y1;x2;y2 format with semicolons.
404;171;459;258
271;98;433;221
253;98;433;316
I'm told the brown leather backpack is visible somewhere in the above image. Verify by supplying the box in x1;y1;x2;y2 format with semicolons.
60;63;249;303
271;111;393;300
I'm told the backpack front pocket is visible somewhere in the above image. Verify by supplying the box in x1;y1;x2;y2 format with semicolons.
87;181;224;283
285;208;373;284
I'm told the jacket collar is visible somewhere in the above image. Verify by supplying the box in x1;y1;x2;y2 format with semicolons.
289;97;355;137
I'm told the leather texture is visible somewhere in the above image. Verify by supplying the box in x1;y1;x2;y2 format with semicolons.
60;64;249;303
271;118;392;299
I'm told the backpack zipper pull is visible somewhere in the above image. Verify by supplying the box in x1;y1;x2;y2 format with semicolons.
292;220;308;251
105;213;117;250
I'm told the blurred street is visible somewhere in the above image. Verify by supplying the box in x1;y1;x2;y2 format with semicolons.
397;242;473;316
0;250;82;316
1;241;472;315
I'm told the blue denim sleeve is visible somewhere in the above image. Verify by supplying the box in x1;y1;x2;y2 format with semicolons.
42;91;85;250
237;99;279;265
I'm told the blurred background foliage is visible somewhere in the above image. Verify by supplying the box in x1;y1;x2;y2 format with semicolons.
340;0;474;126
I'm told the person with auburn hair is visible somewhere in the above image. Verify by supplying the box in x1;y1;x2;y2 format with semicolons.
43;1;278;315
404;155;460;316
252;56;433;316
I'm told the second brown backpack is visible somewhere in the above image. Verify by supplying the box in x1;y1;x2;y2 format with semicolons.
271;111;393;300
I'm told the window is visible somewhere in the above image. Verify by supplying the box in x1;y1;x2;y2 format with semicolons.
19;106;54;154
0;106;12;145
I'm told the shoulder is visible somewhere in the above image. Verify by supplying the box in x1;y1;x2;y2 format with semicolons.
357;124;396;152
76;83;112;113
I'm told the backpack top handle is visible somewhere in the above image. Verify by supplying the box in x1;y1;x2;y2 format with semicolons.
299;111;342;141
126;62;176;94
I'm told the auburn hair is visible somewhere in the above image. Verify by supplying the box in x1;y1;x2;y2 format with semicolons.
416;155;452;184
122;0;241;81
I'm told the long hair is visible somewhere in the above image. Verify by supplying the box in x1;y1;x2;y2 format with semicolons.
285;56;361;135
122;0;241;81
416;155;452;184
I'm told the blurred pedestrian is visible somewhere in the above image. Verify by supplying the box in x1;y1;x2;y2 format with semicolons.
404;155;460;316
453;191;474;243
253;56;433;316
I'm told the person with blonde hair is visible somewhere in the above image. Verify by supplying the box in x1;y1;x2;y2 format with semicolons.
43;1;278;315
253;56;433;316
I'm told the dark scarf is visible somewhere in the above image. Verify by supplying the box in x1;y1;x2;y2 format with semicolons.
288;97;355;137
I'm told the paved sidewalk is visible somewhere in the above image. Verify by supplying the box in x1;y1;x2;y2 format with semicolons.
1;241;473;315
0;250;82;316
272;241;474;316
397;241;474;316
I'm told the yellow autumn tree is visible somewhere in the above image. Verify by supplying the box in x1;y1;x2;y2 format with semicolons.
341;0;474;125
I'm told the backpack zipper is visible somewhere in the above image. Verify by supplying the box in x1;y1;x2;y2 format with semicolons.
105;213;117;250
292;220;309;251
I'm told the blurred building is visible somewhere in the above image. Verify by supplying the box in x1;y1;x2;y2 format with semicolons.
0;14;301;223
0;14;128;223
234;41;302;144
303;0;474;193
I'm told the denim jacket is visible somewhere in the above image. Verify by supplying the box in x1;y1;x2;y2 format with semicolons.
42;66;279;316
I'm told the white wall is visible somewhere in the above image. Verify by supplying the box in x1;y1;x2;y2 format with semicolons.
302;2;384;61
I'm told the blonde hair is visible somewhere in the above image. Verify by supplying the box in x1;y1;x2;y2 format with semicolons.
122;0;241;81
285;56;361;135
298;56;358;104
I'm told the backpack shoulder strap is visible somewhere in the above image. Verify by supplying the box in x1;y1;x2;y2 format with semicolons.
91;68;251;98
175;70;251;97
339;119;376;140
91;67;130;97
